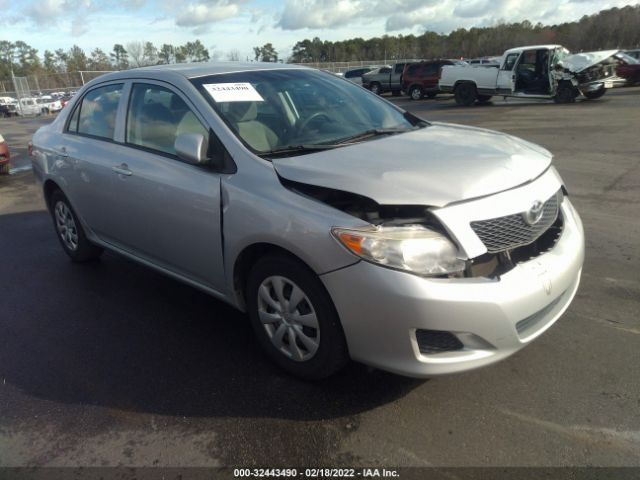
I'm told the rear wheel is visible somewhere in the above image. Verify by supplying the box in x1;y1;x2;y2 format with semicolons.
583;87;606;100
409;86;423;100
454;82;477;106
246;254;349;380
50;190;103;262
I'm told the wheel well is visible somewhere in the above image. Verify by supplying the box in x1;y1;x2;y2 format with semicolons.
43;179;62;211
454;80;476;91
233;243;317;310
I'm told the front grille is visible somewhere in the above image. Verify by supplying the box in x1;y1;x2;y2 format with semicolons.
470;191;561;253
416;329;464;354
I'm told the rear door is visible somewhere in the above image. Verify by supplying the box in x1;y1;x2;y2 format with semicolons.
390;63;405;90
60;82;125;236
104;80;227;291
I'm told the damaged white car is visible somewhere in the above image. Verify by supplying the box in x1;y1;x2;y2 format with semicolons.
439;44;624;105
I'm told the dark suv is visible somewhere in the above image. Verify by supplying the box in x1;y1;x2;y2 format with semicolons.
402;60;466;100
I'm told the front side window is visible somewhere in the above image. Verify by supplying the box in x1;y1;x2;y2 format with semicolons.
191;69;424;156
423;63;439;75
502;53;521;71
126;83;209;156
76;83;123;139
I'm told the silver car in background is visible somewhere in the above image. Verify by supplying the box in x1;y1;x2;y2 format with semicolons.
31;63;584;379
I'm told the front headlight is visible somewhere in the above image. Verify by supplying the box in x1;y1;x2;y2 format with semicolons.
332;225;466;276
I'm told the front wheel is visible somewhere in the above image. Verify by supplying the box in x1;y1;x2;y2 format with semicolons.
554;83;579;103
50;190;103;262
409;86;423;100
583;87;606;100
369;83;381;95
246;254;349;380
454;82;477;106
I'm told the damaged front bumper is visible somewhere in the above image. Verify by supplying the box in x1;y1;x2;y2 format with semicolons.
320;193;584;378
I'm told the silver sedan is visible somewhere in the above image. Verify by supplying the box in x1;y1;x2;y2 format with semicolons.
31;62;584;379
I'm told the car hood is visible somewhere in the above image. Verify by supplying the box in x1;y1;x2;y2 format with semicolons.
272;122;553;208
563;50;619;72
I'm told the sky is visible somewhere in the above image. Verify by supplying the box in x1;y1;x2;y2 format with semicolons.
2;0;639;61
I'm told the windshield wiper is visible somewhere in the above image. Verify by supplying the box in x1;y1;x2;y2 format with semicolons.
332;127;417;145
263;127;420;158
263;144;340;158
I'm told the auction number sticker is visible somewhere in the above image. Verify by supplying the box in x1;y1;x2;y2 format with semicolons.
203;83;264;102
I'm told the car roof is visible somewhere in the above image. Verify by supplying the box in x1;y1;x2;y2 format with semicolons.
504;45;563;55
92;62;311;83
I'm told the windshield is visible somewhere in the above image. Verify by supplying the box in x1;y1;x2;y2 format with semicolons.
616;52;639;64
191;69;423;156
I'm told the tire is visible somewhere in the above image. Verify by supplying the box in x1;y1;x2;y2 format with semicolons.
246;254;349;380
370;83;381;95
50;190;103;262
426;92;437;99
476;94;493;103
554;83;578;104
583;87;606;100
0;163;9;175
409;86;423;100
454;82;477;106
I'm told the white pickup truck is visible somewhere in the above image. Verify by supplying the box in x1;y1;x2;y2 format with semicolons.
439;44;621;105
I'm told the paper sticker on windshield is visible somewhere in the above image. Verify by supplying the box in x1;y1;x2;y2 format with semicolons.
203;83;264;102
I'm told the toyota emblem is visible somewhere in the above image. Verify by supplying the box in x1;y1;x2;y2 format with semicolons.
523;200;544;225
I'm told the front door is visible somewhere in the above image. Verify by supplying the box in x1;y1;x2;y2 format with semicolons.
105;81;226;291
497;52;520;93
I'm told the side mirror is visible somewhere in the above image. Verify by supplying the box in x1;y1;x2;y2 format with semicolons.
175;133;208;165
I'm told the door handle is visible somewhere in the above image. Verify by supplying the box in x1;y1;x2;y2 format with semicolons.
112;164;132;176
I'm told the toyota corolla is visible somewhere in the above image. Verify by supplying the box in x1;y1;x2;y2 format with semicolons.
30;63;584;379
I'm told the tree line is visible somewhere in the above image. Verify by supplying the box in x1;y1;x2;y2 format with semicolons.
1;4;638;81
0;39;213;80
290;5;640;62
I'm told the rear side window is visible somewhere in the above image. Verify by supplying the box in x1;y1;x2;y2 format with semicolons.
394;64;405;74
76;84;123;139
126;83;209;156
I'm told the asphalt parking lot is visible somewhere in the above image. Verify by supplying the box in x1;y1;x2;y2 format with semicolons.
1;88;639;472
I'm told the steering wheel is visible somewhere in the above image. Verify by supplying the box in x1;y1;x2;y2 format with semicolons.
296;112;332;135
